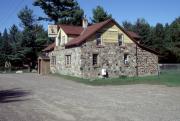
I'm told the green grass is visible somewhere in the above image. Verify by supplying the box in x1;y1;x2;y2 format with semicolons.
54;70;180;87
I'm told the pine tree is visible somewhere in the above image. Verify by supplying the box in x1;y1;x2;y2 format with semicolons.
18;6;36;66
167;17;180;62
33;0;84;25
122;21;134;31
92;5;112;23
1;29;13;63
152;23;165;50
8;24;24;66
134;18;151;46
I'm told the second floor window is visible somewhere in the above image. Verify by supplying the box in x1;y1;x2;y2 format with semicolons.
96;33;101;45
118;34;124;46
62;36;65;44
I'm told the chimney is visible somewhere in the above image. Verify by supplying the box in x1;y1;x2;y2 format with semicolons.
82;16;88;29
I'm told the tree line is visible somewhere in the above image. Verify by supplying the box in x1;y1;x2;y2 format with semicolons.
0;0;179;71
0;6;48;70
122;17;180;63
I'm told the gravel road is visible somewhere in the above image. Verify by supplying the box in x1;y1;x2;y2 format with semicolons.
0;73;180;121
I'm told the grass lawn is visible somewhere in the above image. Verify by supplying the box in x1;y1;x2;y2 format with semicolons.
54;69;180;87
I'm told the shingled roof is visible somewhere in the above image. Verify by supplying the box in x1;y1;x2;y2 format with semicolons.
42;42;55;52
127;31;141;39
58;25;83;36
65;19;158;55
43;19;158;55
65;19;112;47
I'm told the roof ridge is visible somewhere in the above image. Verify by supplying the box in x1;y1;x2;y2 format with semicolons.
58;24;82;27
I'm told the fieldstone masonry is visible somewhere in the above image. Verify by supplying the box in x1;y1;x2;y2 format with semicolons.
49;19;158;78
50;37;158;78
137;46;158;76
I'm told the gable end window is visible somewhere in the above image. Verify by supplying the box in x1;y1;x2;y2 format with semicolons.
65;55;71;67
118;34;124;46
96;33;101;45
93;54;98;66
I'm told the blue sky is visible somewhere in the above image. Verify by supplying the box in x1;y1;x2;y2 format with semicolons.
0;0;179;32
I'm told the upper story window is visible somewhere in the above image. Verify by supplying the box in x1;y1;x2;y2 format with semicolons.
118;34;124;46
96;33;101;45
62;35;65;45
58;33;61;46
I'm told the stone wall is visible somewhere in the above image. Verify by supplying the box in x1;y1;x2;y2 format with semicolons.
137;47;158;76
50;39;158;78
80;36;137;78
50;46;82;77
49;22;158;78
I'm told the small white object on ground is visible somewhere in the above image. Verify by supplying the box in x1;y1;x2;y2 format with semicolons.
16;70;23;74
31;69;37;73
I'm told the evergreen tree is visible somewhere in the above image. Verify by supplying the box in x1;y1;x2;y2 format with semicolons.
92;5;112;23
134;18;151;46
8;24;24;66
152;23;165;50
18;6;48;69
34;24;48;52
1;29;13;63
0;32;4;67
122;20;134;31
33;0;84;25
166;17;180;62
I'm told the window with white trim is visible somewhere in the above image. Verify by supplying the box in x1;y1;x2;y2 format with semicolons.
65;55;71;66
51;56;56;65
118;34;124;46
96;33;101;45
62;35;65;45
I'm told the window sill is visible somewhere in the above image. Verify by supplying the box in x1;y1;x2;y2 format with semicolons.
96;45;105;48
124;64;130;67
65;65;71;68
120;45;126;48
93;65;100;68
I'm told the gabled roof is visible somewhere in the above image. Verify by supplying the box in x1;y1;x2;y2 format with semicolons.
65;19;112;47
43;19;158;55
127;31;141;39
42;42;55;52
58;25;83;36
65;19;158;55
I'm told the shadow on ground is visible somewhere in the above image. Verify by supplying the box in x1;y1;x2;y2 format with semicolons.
0;88;31;103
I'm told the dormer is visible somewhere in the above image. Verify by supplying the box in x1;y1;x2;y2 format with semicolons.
56;25;83;46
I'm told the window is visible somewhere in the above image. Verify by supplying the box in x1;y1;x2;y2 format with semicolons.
93;54;98;65
65;55;71;66
118;34;124;46
124;54;129;65
62;35;65;44
58;33;61;46
96;33;101;45
51;56;56;65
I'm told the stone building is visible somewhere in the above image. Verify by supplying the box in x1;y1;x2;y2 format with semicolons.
44;18;159;78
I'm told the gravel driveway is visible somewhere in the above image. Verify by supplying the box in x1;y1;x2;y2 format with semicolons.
0;73;180;121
